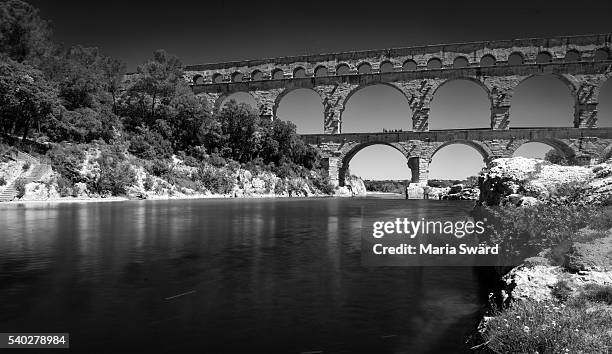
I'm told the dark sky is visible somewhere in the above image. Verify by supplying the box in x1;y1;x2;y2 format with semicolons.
27;0;612;70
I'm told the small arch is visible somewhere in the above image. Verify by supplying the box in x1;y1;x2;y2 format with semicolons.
272;68;285;80
480;54;496;67
512;139;576;162
193;74;204;85
428;141;490;180
508;52;524;66
339;142;409;185
212;73;223;84
293;67;306;78
231;72;243;82
380;61;395;73
427;58;442;70
564;49;581;62
594;48;610;61
336;63;350;75
453;56;469;69
357;62;372;74
251;70;263;81
314;65;328;77
536;51;552;64
402;59;417;71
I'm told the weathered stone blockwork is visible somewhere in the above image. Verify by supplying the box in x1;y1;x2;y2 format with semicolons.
186;34;612;133
302;128;612;185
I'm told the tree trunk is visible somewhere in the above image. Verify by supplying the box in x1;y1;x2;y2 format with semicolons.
150;91;157;120
22;117;31;142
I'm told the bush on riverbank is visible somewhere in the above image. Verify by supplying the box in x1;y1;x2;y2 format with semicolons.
481;297;612;353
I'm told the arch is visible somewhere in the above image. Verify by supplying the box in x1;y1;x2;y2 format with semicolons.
338;142;409;186
565;49;581;62
511;139;576;162
480;54;496;67
212;73;223;83
508;52;524;66
251;70;263;81
536;51;552;64
314;65;328;77
357;62;372;74
193;74;204;85
510;74;577;127
215;91;260;114
594;48;610;61
336;63;350;75
271;68;285;80
231;72;243;82
428;141;490;181
453;56;469;69
402;59;417;71
427;58;442;70
380;61;395;73
429;78;492;129
340;83;412;133
293;67;306;78
428;140;493;163
273;86;324;124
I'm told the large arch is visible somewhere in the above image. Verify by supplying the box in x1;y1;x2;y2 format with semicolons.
428;78;492;129
340;83;412;133
338;142;410;186
509;74;577;128
274;88;325;134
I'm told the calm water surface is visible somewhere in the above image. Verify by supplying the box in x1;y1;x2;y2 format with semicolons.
0;198;489;353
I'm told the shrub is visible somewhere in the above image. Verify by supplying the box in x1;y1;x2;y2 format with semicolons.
22;161;31;171
143;175;154;191
146;159;171;177
575;284;612;305
46;144;86;183
0;176;6;186
481;300;612;353
589;206;612;231
195;166;234;194
551;279;573;302
274;178;286;195
88;146;136;196
56;175;74;197
15;179;26;198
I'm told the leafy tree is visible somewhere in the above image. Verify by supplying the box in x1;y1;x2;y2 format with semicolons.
0;58;58;140
544;148;568;165
0;0;52;63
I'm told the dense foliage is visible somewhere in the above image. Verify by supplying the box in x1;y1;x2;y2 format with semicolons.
0;0;326;195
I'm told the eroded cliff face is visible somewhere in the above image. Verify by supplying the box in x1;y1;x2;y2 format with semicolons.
479;157;612;206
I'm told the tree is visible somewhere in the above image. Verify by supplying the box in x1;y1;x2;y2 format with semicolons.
215;100;261;163
544;148;568;165
0;58;58;140
0;0;52;63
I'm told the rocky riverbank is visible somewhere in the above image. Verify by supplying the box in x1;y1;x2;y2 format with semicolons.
473;157;612;352
0;147;367;203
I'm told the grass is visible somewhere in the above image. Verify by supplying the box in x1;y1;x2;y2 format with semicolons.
482;299;612;353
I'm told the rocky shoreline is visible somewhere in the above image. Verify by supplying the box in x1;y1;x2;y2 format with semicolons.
472;157;612;352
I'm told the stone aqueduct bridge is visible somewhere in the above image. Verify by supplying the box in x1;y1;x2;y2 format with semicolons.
185;34;612;185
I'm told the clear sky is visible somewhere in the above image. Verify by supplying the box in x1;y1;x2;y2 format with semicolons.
27;0;612;180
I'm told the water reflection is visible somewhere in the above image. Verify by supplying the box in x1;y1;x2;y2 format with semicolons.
0;198;483;353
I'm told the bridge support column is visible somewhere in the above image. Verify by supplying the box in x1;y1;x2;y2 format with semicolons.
574;103;598;128
407;156;428;186
321;156;341;187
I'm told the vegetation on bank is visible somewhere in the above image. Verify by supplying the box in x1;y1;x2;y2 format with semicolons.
0;0;337;198
475;174;612;352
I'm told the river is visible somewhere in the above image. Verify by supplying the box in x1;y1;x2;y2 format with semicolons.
0;198;490;353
